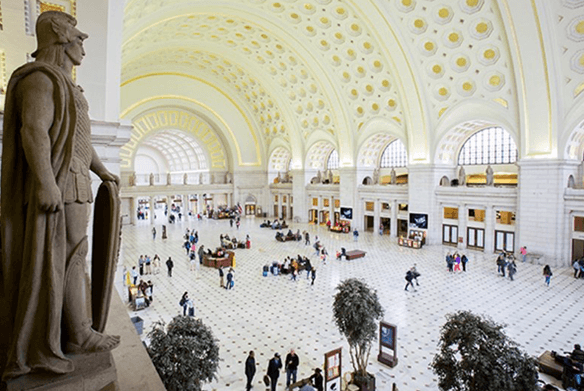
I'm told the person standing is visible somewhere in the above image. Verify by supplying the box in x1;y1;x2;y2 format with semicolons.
353;228;359;242
236;218;241;230
219;267;225;288
198;244;205;265
166;257;174;277
152;226;156;240
311;268;317;285
309;368;324;391
130;266;139;286
285;349;299;388
267;353;282;391
245;351;256;391
461;254;468;272
138;255;145;276
411;263;420;286
520;246;527;263
304;231;310;246
543;265;553;286
145;255;152;275
226;268;234;290
179;292;188;316
573;259;581;278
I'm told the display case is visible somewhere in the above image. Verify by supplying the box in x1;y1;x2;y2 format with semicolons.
398;229;426;249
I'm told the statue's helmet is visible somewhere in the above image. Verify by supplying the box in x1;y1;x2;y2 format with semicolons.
31;11;88;58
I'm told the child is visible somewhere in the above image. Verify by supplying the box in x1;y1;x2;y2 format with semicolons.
543;265;553;287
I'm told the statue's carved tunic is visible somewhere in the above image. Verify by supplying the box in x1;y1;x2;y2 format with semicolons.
65;86;93;204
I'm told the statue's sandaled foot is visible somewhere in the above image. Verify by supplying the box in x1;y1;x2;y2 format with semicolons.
65;329;120;354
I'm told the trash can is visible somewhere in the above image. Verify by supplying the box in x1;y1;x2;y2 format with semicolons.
131;316;144;335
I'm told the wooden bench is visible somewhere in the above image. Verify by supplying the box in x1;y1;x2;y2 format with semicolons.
345;250;366;260
537;351;563;380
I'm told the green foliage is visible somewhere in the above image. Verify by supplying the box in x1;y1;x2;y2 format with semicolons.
431;311;538;391
333;278;384;377
147;315;220;391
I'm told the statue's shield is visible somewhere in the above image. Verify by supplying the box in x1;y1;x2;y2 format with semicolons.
91;181;121;333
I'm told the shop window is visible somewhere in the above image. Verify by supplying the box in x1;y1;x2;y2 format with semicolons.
496;210;515;225
444;207;459;220
382;202;390;212
274;195;278;203
324;199;330;207
468;208;485;222
365;202;374;212
334;199;340;208
313;198;318;206
575;216;584;232
283;195;287;203
398;203;408;212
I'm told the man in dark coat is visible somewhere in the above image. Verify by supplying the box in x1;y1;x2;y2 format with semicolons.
245;351;256;391
267;352;282;391
166;257;174;277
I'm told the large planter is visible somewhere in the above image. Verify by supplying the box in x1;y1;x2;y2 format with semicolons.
353;373;376;391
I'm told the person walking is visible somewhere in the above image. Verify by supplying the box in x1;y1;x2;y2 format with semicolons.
219;267;225;288
353;228;359;242
520;246;527;263
309;368;324;391
411;264;420;286
311;267;316;285
245;351;256;391
404;268;416;291
138;255;145;276
226;268;234;290
543;265;553;287
152;226;156;240
267;353;282;391
304;231;310;246
507;259;516;281
285;349;299;389
574;259;581;278
145;255;152;275
236;219;241;230
166;257;174;277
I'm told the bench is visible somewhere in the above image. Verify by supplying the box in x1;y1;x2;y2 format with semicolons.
537;351;563;380
345;250;366;260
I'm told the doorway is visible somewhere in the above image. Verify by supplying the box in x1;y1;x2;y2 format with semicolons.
442;224;458;246
364;215;374;232
380;217;390;235
398;219;408;237
572;239;584;261
281;206;287;220
309;209;318;224
495;230;515;253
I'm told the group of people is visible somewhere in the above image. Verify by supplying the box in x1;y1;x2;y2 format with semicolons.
551;344;584;390
275;229;302;242
219;267;235;289
496;251;518;281
264;255;317;284
152;225;168;240
260;219;288;230
229;216;241;229
136;254;161;277
220;233;250;249
179;291;195;316
445;252;469;272
250;349;323;391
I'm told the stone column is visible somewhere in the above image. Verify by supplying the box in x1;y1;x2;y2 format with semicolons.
149;197;155;225
339;167;358;229
129;197;137;225
390;200;398;238
291;169;308;223
374;198;381;234
484;205;494;253
457;203;466;250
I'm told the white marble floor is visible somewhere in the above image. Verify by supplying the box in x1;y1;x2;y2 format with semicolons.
114;215;582;390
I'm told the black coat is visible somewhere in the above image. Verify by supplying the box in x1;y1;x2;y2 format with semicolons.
245;356;256;378
267;357;282;379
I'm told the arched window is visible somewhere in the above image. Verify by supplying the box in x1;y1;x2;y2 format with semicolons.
380;139;407;168
327;150;339;170
458;127;517;165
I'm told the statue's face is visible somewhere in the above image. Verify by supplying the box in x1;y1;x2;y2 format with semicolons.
64;28;86;66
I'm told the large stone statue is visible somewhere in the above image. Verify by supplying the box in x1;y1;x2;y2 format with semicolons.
129;171;136;187
486;165;494;186
0;11;120;380
150;172;155;186
199;172;204;184
167;172;172;186
458;166;466;186
183;172;188;185
390;168;397;185
372;168;379;185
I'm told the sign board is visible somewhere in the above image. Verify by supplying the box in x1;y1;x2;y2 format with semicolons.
378;321;398;368
325;348;342;391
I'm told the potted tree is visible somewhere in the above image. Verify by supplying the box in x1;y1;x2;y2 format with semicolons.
333;278;384;391
431;310;538;391
147;315;220;391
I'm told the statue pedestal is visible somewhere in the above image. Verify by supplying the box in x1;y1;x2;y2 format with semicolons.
4;352;117;391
